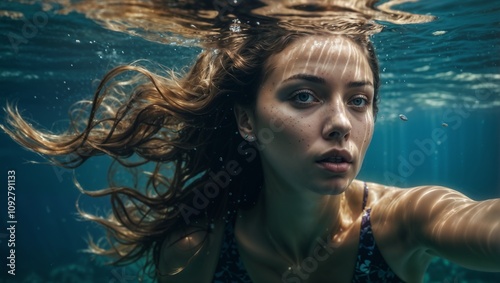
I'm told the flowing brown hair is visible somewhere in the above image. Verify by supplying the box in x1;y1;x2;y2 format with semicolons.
1;26;380;279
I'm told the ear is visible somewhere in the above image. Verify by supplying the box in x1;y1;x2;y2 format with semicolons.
233;104;255;139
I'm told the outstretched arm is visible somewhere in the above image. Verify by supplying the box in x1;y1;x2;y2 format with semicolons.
401;186;500;271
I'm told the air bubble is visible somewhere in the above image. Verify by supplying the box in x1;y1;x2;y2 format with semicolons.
229;19;241;33
432;30;446;36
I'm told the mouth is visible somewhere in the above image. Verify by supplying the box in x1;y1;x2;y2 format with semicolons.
317;156;350;163
316;149;353;174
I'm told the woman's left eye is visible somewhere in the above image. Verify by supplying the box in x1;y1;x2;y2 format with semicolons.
350;96;369;107
291;89;318;104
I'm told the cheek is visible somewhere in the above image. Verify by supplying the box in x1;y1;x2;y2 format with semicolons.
350;112;372;143
358;117;374;153
255;106;311;150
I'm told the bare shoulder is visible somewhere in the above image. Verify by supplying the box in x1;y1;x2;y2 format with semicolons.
368;183;477;235
366;182;470;210
157;218;225;283
365;183;472;281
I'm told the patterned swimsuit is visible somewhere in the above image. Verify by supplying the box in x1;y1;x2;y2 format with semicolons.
212;182;404;282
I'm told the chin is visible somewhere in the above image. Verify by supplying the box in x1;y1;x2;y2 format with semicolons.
310;177;353;195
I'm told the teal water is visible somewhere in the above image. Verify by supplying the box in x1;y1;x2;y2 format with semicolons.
0;0;499;282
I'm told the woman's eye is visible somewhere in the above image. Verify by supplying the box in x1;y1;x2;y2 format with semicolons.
291;90;317;104
350;96;369;107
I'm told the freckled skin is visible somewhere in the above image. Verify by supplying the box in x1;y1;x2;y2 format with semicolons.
249;36;375;195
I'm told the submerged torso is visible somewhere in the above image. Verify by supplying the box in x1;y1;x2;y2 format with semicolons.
159;181;433;283
213;182;404;283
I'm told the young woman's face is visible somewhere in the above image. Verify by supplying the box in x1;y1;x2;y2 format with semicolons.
249;35;375;195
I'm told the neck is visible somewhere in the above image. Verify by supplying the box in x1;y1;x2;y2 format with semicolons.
258;179;355;265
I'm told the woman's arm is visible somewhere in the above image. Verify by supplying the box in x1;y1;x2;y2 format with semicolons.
401;186;500;271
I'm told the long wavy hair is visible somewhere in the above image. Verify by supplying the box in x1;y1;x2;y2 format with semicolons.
1;26;379;279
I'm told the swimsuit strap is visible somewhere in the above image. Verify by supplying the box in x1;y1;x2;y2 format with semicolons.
362;181;369;211
352;182;405;282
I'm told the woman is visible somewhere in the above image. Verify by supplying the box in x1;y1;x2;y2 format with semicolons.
2;25;499;283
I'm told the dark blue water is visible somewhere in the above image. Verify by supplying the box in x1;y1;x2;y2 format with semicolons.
0;0;499;282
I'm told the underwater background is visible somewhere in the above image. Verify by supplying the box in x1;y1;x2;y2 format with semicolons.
0;0;499;282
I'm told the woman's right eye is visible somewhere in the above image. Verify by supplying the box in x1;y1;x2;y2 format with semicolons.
290;89;318;105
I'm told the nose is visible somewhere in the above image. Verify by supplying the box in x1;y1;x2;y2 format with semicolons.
322;102;352;142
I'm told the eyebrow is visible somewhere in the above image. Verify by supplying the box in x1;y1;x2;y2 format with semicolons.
283;74;325;84
283;73;373;88
347;80;373;88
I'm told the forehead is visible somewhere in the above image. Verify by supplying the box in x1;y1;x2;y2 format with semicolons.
265;35;373;83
